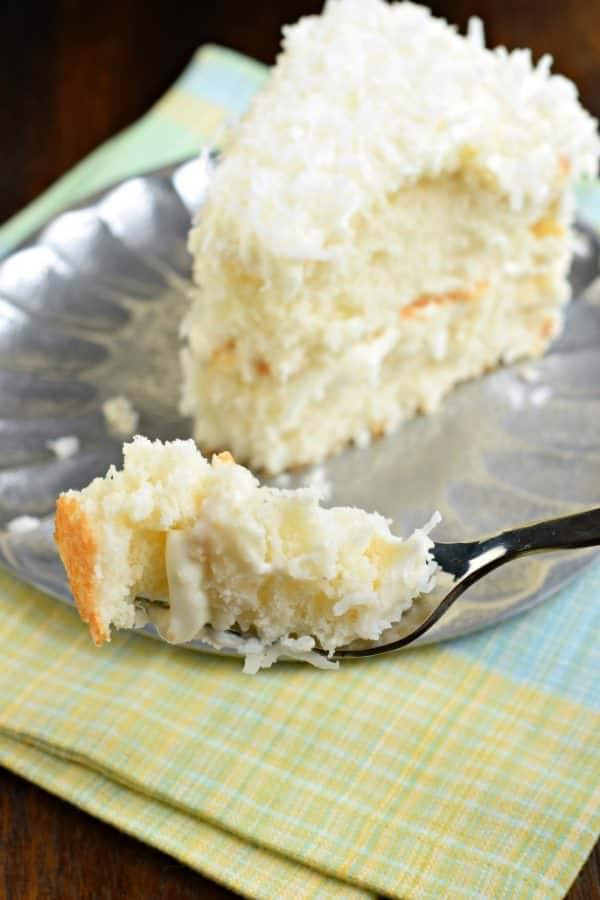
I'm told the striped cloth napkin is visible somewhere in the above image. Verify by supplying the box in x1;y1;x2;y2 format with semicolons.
1;46;599;900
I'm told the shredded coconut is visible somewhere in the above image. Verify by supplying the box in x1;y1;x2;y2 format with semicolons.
46;435;80;460
194;0;599;263
193;629;340;674
102;396;139;438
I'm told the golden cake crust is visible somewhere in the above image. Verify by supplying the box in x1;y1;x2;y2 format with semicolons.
55;495;107;645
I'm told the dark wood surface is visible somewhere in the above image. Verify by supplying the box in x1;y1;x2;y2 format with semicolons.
3;0;600;223
1;1;599;897
0;767;598;900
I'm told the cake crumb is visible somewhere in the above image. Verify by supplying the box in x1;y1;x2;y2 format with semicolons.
102;396;139;438
46;435;80;460
6;515;41;534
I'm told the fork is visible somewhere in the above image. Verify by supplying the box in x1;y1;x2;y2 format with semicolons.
332;507;600;659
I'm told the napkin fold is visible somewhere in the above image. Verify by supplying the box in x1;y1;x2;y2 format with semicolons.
1;46;599;900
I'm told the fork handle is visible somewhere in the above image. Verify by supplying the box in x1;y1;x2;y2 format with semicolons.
483;506;600;559
416;507;600;648
334;507;600;658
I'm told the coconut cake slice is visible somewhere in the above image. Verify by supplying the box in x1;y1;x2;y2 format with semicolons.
55;437;439;671
181;0;599;473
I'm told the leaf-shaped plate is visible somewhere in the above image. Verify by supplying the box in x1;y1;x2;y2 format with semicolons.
1;157;599;654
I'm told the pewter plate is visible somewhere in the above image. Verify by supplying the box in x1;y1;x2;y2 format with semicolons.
1;157;599;655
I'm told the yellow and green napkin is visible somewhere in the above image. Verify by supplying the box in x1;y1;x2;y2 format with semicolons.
1;47;599;899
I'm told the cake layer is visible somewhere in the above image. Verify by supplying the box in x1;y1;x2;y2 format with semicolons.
183;265;566;472
55;438;439;668
185;172;573;386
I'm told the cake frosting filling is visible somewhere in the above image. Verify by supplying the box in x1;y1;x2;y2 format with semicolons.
55;438;440;671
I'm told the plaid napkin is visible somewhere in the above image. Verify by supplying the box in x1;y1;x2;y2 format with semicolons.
1;46;599;900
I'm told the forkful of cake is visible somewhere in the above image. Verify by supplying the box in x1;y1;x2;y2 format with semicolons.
55;437;600;673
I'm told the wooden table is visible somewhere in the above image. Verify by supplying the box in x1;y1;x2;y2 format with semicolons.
1;1;599;897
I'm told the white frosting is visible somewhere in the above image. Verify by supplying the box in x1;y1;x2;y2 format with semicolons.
163;529;210;642
192;0;598;263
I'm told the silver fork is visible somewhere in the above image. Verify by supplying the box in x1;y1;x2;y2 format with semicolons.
331;507;600;659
